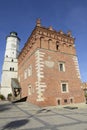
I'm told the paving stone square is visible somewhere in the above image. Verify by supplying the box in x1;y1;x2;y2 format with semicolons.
0;101;87;130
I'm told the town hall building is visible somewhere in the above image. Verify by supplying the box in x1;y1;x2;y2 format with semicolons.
18;19;84;106
1;19;85;106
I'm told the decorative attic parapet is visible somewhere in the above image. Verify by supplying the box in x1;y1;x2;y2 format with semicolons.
18;19;75;63
35;26;74;44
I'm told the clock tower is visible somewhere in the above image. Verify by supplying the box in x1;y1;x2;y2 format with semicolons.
1;32;20;99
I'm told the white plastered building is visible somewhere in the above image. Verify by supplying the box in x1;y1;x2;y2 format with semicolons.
0;32;20;98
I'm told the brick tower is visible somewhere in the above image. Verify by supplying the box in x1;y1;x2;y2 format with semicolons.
18;19;85;106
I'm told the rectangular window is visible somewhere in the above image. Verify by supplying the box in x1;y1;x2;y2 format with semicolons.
28;65;32;77
61;82;68;93
24;69;27;79
59;62;65;72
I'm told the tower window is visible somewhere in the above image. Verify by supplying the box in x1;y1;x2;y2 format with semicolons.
6;55;8;57
10;67;14;71
12;59;14;62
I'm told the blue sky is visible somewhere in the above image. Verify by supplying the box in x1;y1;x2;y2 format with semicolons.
0;0;87;82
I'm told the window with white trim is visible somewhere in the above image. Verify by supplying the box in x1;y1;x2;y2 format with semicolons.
24;69;27;79
28;65;32;76
59;62;65;72
61;82;68;93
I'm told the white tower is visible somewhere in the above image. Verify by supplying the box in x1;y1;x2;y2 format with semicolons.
1;32;20;98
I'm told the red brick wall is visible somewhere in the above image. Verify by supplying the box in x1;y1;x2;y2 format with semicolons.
18;26;85;107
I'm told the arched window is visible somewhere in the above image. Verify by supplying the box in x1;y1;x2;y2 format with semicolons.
10;67;14;71
56;41;59;50
40;37;44;48
48;39;52;49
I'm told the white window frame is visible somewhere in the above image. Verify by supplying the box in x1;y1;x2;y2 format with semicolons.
28;65;32;77
24;69;27;79
61;82;68;93
59;62;65;72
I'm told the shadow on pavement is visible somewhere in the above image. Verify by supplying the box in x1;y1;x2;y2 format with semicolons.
2;119;29;130
0;102;12;112
64;106;78;110
12;96;27;103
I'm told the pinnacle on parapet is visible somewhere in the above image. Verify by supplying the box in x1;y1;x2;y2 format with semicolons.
59;30;64;34
48;26;53;30
67;30;72;37
36;18;41;27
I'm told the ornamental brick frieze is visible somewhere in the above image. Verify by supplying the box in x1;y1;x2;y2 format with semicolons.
35;27;74;45
19;21;75;64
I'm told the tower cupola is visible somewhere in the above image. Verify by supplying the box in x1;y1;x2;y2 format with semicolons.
10;32;17;36
6;32;20;41
5;31;20;58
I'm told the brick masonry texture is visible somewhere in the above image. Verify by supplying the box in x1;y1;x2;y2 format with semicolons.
18;20;85;107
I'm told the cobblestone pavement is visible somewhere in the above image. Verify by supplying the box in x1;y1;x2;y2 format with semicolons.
0;101;87;130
